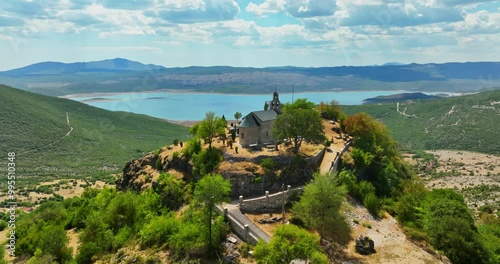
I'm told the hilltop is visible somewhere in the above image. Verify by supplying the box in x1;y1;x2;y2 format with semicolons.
0;85;188;186
1;60;499;96
343;89;500;155
0;58;164;75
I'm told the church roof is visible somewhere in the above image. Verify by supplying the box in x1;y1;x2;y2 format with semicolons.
240;110;277;127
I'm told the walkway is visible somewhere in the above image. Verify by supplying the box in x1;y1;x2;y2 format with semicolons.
220;201;271;243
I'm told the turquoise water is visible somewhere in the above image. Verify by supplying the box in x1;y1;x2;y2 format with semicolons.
70;90;415;120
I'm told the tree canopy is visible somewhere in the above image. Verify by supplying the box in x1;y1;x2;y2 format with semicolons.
272;99;324;153
292;173;350;245
343;112;410;196
253;224;328;264
197;111;226;149
193;173;232;253
234;111;242;124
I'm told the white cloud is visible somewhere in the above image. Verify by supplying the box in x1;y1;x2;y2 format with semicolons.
150;0;240;23
286;0;337;18
246;0;285;17
84;46;162;52
341;3;464;27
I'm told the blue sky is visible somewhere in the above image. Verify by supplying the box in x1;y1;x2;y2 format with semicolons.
0;0;499;70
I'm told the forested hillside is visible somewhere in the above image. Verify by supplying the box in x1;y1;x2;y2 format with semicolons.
343;89;500;155
0;85;188;185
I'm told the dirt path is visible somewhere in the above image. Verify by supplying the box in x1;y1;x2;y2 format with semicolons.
319;120;346;174
65;112;73;136
343;198;445;264
396;102;419;118
18;112;74;156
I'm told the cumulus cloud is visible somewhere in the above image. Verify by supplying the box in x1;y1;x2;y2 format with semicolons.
432;0;499;7
246;0;337;18
286;0;337;18
150;0;240;23
246;0;285;17
101;0;155;10
341;3;464;27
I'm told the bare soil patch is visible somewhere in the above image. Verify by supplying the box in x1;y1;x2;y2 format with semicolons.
409;150;500;211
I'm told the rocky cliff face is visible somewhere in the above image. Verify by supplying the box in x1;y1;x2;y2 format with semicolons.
118;146;317;198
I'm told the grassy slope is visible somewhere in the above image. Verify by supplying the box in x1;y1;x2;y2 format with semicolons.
342;89;500;155
0;85;188;185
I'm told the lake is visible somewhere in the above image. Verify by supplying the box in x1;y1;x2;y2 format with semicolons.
69;90;426;121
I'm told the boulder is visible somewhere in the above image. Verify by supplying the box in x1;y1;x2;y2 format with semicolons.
355;235;375;255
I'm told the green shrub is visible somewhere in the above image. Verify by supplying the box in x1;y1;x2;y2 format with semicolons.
324;139;331;147
0;220;7;231
182;137;202;159
172;151;179;159
192;148;222;175
240;242;252;258
168;222;206;258
479;204;494;214
113;226;134;251
402;227;430;242
363;192;380;216
155;158;162;170
76;242;100;264
139;215;179;248
363;222;372;229
154;173;185;211
260;158;276;175
337;170;358;196
145;256;161;264
173;139;179;146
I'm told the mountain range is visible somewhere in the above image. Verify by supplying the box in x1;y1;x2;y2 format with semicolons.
1;59;499;96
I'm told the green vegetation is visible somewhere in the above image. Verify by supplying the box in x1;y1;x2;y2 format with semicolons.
342;89;500;155
332;106;499;262
393;176;500;263
292;173;350;245
234;111;242;124
253;224;329;264
318;100;346;122
273;99;325;153
0;85;188;186
197;111;226;149
343;112;411;198
193;174;232;256
15;172;232;263
192;148;223;175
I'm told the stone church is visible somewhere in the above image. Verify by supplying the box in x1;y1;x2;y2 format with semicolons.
239;91;282;147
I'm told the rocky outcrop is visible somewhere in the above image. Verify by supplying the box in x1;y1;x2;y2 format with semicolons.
117;150;192;192
118;147;318;198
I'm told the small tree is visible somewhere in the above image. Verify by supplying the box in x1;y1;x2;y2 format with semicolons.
193;174;232;254
253;224;328;264
272;99;324;153
197;112;226;149
292;173;350;245
234;112;242;125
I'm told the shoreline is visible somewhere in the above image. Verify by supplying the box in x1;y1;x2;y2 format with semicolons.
59;88;410;99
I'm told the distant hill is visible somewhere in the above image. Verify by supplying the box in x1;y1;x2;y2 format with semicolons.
0;58;164;75
343;89;500;155
0;60;499;96
0;85;188;185
363;92;440;104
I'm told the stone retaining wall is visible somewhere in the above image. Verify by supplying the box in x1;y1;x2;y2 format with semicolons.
215;206;260;245
239;186;305;214
329;140;353;173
